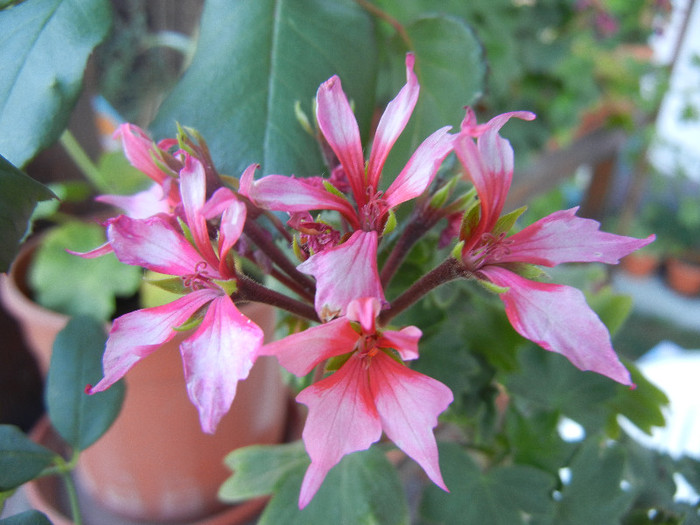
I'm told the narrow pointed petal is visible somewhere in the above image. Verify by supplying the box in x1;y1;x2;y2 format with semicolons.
370;352;452;491
454;133;508;242
316;75;367;207
180;156;219;266
89;289;219;394
377;326;422;361
242;174;359;229
298;231;385;321
217;200;246;278
481;266;633;385
260;318;359;376
499;208;656;266
180;295;263;434
201;187;238;220
460;108;536;138
107;215;212;276
384;126;454;209
68;241;114;259
366;54;420;190
345;297;380;334
114;123;171;184
296;356;382;508
96;184;170;219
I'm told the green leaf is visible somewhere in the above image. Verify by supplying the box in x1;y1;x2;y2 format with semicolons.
382;14;484;181
505;407;576;476
151;0;377;177
420;442;555;525
0;425;55;491
586;285;633;337
46;316;125;451
28;221;142;320
219;441;308;502
258;447;409;525
606;360;668;437
551;438;634;525
0;510;52;525
0;155;55;272
0;0;112;166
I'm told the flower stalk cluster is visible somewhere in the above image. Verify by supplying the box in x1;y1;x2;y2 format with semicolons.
76;53;653;508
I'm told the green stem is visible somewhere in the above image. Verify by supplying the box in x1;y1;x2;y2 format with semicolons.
59;129;104;192
61;469;83;525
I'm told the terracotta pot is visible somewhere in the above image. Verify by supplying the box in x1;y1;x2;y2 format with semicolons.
665;256;700;296
2;236;290;522
0;237;68;376
620;251;660;277
26;417;267;525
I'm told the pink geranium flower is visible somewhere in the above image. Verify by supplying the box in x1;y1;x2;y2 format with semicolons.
261;297;453;509
86;159;263;433
242;53;454;234
454;109;654;385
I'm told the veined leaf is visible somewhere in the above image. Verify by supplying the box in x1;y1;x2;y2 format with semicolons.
0;0;112;166
151;0;377;178
0;425;55;491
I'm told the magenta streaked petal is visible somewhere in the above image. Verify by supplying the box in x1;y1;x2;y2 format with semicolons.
500;207;656;266
454;133;501;241
243;174;359;229
201;187;238;221
378;326;422;361
384;126;454;209
68;241;114;259
460;108;536;138
370;352;452;491
366;53;420;191
345;297;380;334
481;266;633;385
180;156;219;266
260;317;358;376
96;184;170;219
107;215;212;276
316;75;367;207
296;356;382;509
114;123;171;184
89;289;219;394
179;295;263;434
298;231;385;321
217;200;246;278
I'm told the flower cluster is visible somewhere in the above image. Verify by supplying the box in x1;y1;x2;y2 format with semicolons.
78;54;653;508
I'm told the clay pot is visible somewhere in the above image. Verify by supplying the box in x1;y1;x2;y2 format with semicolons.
2;237;290;522
665;255;700;296
0;237;68;375
26;417;267;525
620;251;660;277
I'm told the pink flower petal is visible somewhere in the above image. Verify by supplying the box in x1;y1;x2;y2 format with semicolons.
384;126;454;209
96;184;170;219
68;241;114;259
260;317;359;376
377;326;422;361
180;156;219;267
217;199;246;278
369;352;452;491
499;207;656;267
366;53;420;191
107;215;213;277
89;289;219;394
345;297;380;334
242;174;359;230
481;266;633;385
298;231;385;321
201;187;238;221
179;295;263;434
460;107;536;138
296;355;382;508
114;123;171;185
316;75;367;208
